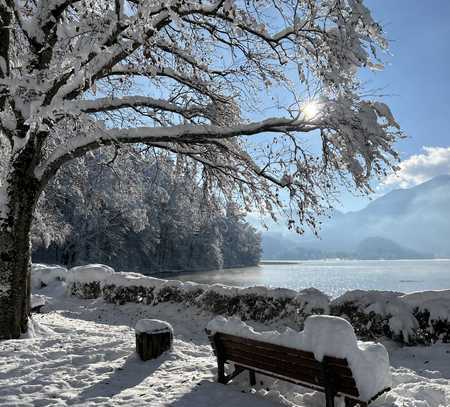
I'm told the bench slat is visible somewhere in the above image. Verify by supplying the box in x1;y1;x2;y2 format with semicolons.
223;347;358;394
222;340;355;379
222;349;360;397
217;332;349;367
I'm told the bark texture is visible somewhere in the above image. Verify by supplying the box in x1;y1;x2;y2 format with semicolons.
0;146;40;339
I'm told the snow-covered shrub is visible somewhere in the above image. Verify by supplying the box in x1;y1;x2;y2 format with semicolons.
154;280;191;304
70;281;102;299
402;291;450;343
237;293;291;322
67;264;115;299
195;285;318;323
288;288;331;327
331;290;423;344
103;284;154;305
31;264;68;289
196;285;241;315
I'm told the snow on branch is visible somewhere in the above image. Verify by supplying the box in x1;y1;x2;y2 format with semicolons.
1;0;402;235
35;116;317;181
73;96;207;119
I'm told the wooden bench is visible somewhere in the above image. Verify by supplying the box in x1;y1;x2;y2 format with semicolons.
206;329;390;407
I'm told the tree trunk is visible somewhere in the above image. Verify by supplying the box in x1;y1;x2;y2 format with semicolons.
0;160;40;339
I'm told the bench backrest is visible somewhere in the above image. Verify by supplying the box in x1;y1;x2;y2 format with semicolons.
208;331;359;398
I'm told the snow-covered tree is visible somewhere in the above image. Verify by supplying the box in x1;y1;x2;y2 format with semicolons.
0;0;401;338
32;150;259;272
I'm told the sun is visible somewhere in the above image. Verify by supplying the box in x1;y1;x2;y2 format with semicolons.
301;100;321;120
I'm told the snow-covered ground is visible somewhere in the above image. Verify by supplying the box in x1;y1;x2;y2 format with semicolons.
1;284;450;407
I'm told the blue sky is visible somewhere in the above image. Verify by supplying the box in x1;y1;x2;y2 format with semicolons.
338;0;450;211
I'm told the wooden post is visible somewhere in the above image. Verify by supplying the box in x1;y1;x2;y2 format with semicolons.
135;319;173;361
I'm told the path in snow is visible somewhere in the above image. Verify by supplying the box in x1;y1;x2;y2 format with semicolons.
0;288;449;406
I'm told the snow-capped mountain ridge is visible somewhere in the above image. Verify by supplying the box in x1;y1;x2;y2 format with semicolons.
263;175;450;259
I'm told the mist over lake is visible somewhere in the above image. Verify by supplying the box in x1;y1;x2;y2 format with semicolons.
174;259;450;298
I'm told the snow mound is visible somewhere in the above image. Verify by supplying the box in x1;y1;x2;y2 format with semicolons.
31;264;68;288
402;290;450;321
31;294;46;309
332;289;404;308
293;288;330;314
135;319;173;334
68;264;115;283
207;315;391;401
21;317;55;339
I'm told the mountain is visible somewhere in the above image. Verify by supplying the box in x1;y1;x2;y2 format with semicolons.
262;175;450;259
354;237;430;260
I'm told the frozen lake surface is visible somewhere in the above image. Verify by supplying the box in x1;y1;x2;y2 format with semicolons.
174;259;450;298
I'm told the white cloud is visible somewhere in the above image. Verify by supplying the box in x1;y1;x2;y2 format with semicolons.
383;146;450;188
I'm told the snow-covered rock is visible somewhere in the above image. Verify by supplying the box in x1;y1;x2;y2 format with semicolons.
135;319;173;334
207;315;392;401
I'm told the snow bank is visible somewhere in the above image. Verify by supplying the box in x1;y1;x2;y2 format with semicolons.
31;264;68;289
135;319;173;334
207;315;391;401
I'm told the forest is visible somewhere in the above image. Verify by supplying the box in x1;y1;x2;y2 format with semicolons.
31;148;261;273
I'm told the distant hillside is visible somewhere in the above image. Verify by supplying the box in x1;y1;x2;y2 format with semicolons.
354;237;430;260
262;175;450;260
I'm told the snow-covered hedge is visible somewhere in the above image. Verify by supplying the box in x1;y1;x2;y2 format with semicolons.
46;264;329;326
330;289;450;344
330;290;421;344
32;263;450;344
401;290;450;343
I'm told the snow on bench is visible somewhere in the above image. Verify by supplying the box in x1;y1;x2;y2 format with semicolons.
206;315;391;406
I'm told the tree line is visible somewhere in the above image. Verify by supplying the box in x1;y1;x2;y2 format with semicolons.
32;149;261;273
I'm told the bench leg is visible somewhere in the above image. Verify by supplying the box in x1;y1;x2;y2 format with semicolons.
324;390;335;407
249;370;256;386
345;398;367;407
217;358;226;384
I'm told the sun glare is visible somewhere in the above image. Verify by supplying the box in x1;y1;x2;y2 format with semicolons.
301;100;321;120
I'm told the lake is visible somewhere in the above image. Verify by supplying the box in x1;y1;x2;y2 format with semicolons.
172;259;450;298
